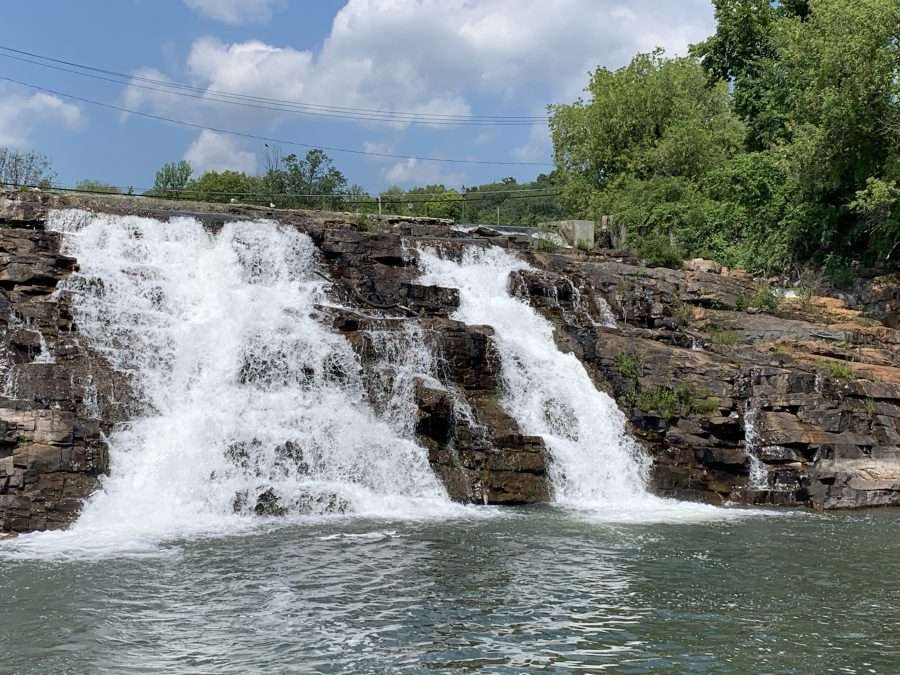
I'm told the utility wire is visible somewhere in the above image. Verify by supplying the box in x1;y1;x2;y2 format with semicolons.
47;184;559;199
0;76;553;167
1;181;560;206
0;44;549;124
0;52;540;127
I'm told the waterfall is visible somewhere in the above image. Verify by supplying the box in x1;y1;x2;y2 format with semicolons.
35;210;456;550
418;246;732;520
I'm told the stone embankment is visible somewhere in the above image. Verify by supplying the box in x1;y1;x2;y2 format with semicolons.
1;190;897;532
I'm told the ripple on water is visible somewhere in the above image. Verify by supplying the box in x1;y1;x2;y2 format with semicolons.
2;509;899;674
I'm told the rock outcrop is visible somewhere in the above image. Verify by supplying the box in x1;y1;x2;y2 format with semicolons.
0;220;125;533
1;189;898;533
514;252;900;510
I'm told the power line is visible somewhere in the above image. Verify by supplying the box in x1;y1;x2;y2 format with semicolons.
0;76;553;168
0;51;541;127
1;181;560;206
0;44;549;125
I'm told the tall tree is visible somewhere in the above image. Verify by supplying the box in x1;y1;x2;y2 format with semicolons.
0;148;55;187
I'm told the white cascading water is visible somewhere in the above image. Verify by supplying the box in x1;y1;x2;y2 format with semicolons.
19;210;460;554
419;245;738;521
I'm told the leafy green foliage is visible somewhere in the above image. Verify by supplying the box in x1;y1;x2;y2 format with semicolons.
148;160;193;198
614;352;642;381
75;180;121;194
634;384;720;419
750;286;780;311
821;360;855;382
710;329;738;346
550;0;900;276
863;398;878;416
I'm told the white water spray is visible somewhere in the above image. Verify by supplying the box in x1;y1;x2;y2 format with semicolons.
26;210;459;551
419;246;746;521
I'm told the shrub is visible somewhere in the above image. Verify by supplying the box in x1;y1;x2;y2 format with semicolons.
671;300;694;326
750;286;779;311
614;352;642;380
710;329;738;346
637;232;684;268
693;396;721;415
820;360;854;382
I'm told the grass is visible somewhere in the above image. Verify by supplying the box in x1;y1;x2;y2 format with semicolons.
614;352;642;380
819;359;855;382
863;398;878;416
671;300;694;326
709;329;738;346
633;384;720;419
750;285;780;312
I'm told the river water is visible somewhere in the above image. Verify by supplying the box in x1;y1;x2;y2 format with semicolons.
2;507;899;674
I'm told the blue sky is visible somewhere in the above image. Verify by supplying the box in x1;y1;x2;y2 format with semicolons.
0;0;715;192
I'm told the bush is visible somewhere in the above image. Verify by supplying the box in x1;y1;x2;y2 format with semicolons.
750;286;779;312
710;329;738;346
614;352;642;380
821;360;854;382
637;232;684;268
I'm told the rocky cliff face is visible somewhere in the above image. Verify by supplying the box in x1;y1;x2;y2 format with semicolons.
0;218;124;533
515;254;900;509
1;190;898;533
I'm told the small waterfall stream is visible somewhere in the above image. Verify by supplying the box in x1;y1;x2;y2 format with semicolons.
418;245;730;520
35;210;456;550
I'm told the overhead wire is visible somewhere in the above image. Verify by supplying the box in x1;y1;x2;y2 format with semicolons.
0;76;554;167
0;44;549;125
0;180;560;206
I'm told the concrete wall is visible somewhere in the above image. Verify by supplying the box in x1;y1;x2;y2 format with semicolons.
545;220;595;249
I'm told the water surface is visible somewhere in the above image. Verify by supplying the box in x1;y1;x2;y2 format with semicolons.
3;507;898;674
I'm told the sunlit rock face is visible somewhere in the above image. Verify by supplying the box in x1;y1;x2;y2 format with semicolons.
1;189;898;535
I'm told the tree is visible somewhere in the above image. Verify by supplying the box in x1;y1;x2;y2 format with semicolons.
262;149;347;208
550;0;900;277
75;180;121;194
149;160;193;198
189;170;258;203
0;148;55;188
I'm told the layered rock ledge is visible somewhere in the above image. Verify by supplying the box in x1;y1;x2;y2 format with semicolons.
1;190;898;532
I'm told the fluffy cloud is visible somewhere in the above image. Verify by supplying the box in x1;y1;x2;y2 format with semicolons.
127;1;714;178
0;86;84;148
183;130;257;174
384;159;464;187
184;0;287;25
136;1;713;128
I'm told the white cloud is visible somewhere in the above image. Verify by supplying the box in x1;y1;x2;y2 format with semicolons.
0;86;84;148
126;1;714;175
183;130;257;174
184;0;287;24
133;0;714;131
384;159;464;187
362;141;394;156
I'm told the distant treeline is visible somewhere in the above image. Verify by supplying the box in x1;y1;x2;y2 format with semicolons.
143;149;562;226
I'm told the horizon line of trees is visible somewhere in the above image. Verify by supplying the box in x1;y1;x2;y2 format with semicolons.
145;148;563;225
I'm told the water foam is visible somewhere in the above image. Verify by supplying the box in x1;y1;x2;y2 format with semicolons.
418;245;762;522
6;210;469;557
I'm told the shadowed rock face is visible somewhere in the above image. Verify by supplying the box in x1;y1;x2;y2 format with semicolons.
0;224;126;533
1;189;898;532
